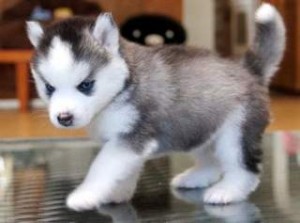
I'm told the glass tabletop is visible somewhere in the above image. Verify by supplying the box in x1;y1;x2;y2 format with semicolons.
0;132;299;222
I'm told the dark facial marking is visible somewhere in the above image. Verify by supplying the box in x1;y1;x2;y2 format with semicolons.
37;17;109;67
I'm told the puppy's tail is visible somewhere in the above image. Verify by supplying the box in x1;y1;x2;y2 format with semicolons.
243;3;286;85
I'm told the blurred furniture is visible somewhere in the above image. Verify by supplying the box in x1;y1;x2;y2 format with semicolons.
121;15;186;46
0;0;101;49
215;1;232;57
0;50;32;112
0;0;183;105
95;0;182;25
264;0;300;92
0;0;101;106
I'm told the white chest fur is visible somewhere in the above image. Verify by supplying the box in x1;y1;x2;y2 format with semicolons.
88;94;139;142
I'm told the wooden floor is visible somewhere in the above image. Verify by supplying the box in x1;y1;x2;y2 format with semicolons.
268;93;300;131
0;93;299;138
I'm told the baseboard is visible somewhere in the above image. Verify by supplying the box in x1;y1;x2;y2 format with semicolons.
0;99;46;110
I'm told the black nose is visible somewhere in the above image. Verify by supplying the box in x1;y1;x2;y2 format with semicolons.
57;113;73;127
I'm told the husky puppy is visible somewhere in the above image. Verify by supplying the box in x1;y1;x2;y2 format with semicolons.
27;3;285;211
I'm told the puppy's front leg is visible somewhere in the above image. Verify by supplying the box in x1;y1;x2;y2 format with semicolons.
66;140;144;211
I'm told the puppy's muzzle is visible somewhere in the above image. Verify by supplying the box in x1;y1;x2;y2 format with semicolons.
57;112;74;127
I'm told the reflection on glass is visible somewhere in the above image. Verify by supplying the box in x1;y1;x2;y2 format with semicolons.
271;132;300;222
97;203;138;223
172;188;261;223
272;132;291;211
0;154;13;195
0;154;14;222
0;134;299;222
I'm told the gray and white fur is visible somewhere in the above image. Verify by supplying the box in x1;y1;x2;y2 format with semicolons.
26;3;285;211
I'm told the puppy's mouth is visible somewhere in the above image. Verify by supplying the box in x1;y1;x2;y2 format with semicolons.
56;112;74;127
51;114;85;129
55;121;83;129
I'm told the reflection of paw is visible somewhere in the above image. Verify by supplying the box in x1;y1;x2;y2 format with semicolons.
171;167;221;189
203;184;247;204
171;188;204;205
97;204;138;223
204;202;261;222
66;188;101;211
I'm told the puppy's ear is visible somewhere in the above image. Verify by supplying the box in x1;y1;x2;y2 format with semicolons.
26;21;44;48
92;13;119;55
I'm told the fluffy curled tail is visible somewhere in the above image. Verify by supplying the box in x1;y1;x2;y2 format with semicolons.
243;3;286;85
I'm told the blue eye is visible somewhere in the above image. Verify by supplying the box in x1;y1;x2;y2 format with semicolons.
77;80;95;95
45;83;55;97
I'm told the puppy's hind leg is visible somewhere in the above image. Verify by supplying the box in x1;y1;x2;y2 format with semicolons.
203;106;265;204
171;144;222;189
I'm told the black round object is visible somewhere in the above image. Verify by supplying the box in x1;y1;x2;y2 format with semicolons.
121;14;186;46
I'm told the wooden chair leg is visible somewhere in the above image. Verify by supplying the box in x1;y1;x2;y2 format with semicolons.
16;62;30;112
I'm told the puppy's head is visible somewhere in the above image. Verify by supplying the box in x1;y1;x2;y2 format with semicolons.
27;14;129;128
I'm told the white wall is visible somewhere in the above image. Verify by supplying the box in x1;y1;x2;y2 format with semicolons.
183;0;215;49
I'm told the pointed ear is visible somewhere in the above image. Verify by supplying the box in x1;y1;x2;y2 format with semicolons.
26;21;44;48
92;13;119;54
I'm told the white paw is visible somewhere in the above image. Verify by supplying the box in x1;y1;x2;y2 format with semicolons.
66;184;134;211
203;184;247;204
66;188;102;211
171;167;221;189
203;171;260;205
